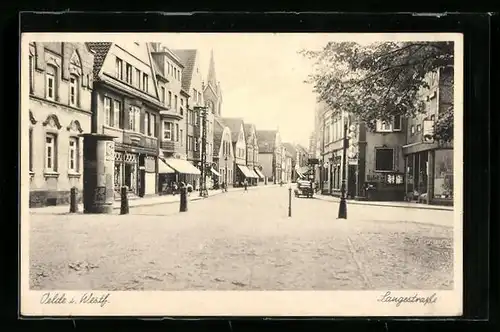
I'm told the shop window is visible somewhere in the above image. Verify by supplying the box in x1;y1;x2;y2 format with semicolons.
375;148;393;171
68;137;79;172
434;149;453;199
45;133;57;172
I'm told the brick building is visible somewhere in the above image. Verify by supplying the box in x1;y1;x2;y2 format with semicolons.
28;42;95;207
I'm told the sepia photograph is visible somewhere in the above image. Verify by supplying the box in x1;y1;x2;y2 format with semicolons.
20;32;463;317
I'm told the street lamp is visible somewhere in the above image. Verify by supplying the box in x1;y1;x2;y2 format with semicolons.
194;106;208;198
338;114;352;219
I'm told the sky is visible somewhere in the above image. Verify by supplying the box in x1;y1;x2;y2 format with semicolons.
158;33;337;147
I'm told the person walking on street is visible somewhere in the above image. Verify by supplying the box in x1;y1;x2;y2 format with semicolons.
244;179;248;192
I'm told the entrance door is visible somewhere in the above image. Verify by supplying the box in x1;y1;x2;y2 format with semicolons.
348;165;357;198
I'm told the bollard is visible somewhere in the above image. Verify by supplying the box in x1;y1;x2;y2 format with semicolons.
69;187;78;213
288;187;292;217
179;185;188;212
120;186;129;215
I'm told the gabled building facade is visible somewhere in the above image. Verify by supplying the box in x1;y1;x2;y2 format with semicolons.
28;42;95;207
213;117;234;187
243;123;261;185
86;42;164;198
257;130;281;184
282;143;297;182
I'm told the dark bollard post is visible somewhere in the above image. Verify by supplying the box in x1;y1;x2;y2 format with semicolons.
180;184;188;212
120;186;129;215
288;186;292;217
69;187;78;213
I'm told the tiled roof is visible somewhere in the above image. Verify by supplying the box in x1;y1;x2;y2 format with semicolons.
86;42;112;80
256;130;277;153
172;49;197;93
219;117;244;143
213;119;225;156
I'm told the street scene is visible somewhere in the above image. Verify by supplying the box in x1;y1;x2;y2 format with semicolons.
25;34;457;292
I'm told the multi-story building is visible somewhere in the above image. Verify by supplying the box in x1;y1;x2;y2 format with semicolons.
213;117;234;187
87;42;164;198
219;118;256;186
28;42;95;207
173;49;209;189
282;143;297;182
402;67;454;206
150;43;200;192
256;130;282;184
318;98;406;200
243;123;261;185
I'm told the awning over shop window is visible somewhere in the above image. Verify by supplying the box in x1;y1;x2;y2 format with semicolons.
158;159;176;174
248;169;259;178
254;168;265;179
211;168;221;177
237;164;255;178
164;158;201;175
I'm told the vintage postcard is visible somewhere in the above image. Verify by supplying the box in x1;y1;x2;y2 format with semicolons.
20;32;463;317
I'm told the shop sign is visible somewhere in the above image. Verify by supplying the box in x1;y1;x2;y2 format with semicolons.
386;173;404;185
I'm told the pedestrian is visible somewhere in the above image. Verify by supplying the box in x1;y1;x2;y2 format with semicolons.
244;179;248;192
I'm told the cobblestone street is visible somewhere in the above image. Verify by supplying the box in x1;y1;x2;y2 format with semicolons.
29;186;454;291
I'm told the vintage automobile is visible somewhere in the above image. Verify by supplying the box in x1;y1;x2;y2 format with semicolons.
294;179;315;198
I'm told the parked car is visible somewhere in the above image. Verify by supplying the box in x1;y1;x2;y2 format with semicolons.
294;179;315;198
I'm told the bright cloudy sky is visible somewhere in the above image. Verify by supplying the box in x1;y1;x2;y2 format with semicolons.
157;33;340;147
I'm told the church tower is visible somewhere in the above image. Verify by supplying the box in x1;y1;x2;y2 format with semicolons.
203;50;223;117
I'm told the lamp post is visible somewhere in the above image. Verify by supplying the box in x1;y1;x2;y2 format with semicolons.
338;115;349;219
194;106;208;197
224;154;228;192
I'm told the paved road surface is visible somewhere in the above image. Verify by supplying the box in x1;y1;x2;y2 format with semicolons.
29;186;454;291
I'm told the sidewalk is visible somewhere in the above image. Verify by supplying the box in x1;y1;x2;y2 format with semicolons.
315;194;454;211
29;183;281;215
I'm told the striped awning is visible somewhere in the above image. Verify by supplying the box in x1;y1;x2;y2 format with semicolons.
164;158;201;175
158;159;175;174
237;164;255;178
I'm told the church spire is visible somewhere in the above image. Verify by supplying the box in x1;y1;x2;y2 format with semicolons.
207;49;217;90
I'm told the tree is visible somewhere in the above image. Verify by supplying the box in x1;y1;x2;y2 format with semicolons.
300;41;454;142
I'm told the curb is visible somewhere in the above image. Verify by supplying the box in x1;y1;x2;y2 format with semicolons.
314;195;454;212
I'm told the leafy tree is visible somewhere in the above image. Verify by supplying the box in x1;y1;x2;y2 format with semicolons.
300;41;454;142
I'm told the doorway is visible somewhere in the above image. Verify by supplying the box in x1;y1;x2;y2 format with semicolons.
348;165;357;198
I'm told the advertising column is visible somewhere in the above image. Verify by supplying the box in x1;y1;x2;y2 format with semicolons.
81;133;116;214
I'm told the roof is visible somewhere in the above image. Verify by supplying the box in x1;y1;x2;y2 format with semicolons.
219;117;244;143
256;130;277;153
172;49;197;93
243;123;255;138
282;142;297;159
86;42;113;79
212;118;226;156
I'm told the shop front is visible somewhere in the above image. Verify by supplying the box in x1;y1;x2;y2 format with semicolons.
114;148;157;197
235;164;255;186
404;148;453;205
162;157;201;191
254;167;265;183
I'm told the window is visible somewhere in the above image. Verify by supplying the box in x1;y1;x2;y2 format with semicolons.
163;121;173;140
113;100;122;128
29;55;34;94
175;95;178;111
45;134;57;171
144;112;149;136
180;129;184;145
29;129;33;172
68;137;79;172
393;115;402;131
175;123;179;141
149;113;156;137
69;75;78;106
194;139;198;152
115;58;123;80
417;124;422;132
135;69;141;88
375;148;394;171
411;125;415;135
104;97;112;126
126;63;133;84
142;73;148;92
187;136;192;151
377;120;393;132
128;106;141;132
45;65;56;101
161;87;166;104
168;91;172;107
